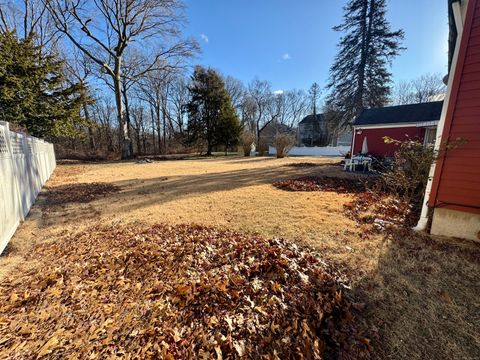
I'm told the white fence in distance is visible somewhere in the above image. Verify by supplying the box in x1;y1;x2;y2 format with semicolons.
268;145;351;157
0;121;56;254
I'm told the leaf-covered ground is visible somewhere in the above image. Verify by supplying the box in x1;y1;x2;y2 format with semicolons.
0;223;370;359
44;182;120;205
273;176;417;233
273;176;376;194
343;192;417;231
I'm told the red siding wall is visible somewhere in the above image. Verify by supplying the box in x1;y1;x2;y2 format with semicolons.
429;0;480;214
352;126;425;156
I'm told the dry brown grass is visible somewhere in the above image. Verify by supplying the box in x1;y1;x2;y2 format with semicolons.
1;155;479;359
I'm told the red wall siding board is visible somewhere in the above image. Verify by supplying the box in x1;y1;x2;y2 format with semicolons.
462;63;480;73
456;70;480;82
469;35;480;46
455;97;480;107
452;107;480;117
439;166;480;175
446;137;480;145
436;190;480;204
447;123;480;131
352;127;425;156
436;176;480;187
442;154;480;161
464;54;480;65
457;80;480;90
429;0;480;215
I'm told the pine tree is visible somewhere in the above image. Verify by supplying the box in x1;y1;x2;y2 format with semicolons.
216;101;242;154
187;66;241;155
327;0;404;127
0;31;90;139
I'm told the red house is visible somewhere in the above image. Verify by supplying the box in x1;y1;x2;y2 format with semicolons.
416;0;480;241
351;101;443;157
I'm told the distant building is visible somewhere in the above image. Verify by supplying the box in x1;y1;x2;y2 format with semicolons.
298;114;352;147
351;101;443;157
298;114;330;147
258;121;295;148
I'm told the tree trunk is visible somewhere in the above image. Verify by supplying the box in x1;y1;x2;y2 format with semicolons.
122;79;134;158
113;59;132;160
354;0;369;116
206;143;213;156
83;103;96;151
150;105;156;154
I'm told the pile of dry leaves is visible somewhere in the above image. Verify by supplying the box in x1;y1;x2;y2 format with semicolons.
44;182;120;205
285;162;342;169
273;176;374;194
0;223;370;359
285;162;319;168
343;192;417;231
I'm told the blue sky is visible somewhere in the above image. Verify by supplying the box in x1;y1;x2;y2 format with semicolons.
183;0;449;92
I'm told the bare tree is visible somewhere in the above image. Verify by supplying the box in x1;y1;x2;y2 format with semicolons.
247;78;280;145
92;97;118;153
224;75;245;114
43;0;196;158
137;73;164;155
308;82;321;116
391;73;446;105
239;95;257;133
0;0;58;47
276;89;309;129
63;49;97;149
167;75;189;136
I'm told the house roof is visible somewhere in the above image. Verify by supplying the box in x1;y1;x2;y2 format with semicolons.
299;113;325;125
353;101;444;126
259;121;294;137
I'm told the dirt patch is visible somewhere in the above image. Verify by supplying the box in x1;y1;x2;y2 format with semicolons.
0;223;369;359
44;182;120;205
273;176;376;194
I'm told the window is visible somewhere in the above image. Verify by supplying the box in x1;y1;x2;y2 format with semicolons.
424;127;437;146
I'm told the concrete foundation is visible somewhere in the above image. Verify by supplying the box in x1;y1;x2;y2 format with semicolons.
431;208;480;241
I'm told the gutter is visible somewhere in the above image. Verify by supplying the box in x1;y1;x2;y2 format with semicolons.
413;0;467;231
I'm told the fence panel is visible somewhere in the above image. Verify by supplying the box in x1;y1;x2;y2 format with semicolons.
0;121;56;254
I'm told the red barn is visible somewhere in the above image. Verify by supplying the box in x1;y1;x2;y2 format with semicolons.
351;101;443;157
419;0;480;241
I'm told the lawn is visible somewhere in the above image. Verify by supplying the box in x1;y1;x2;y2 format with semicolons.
1;156;479;359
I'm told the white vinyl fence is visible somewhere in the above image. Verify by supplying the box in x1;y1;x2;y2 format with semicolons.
268;145;351;157
0;121;56;254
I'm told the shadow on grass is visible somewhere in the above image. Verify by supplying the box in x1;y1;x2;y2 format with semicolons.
353;228;480;360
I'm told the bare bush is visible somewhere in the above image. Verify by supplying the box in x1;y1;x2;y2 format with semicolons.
381;137;435;215
240;130;255;156
274;133;296;158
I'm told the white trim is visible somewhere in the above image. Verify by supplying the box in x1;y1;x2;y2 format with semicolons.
452;1;466;33
351;129;357;155
416;121;439;127
353;120;439;130
414;0;469;232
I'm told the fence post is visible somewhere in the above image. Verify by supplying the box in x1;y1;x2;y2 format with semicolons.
2;122;23;220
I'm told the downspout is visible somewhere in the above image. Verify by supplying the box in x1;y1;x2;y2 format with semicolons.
414;0;466;231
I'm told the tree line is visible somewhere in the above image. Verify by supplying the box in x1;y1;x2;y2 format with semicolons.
0;0;446;159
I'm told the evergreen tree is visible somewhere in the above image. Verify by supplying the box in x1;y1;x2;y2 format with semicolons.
327;0;404;127
187;66;241;155
216;102;242;154
0;31;89;139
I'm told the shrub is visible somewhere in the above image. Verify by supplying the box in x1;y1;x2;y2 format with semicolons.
240;130;255;156
274;133;296;158
381;137;435;214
